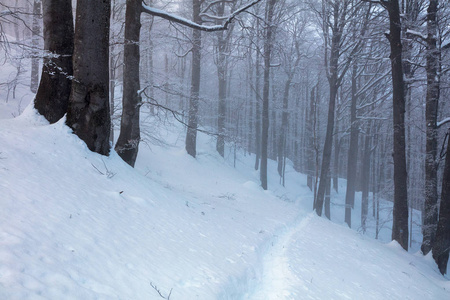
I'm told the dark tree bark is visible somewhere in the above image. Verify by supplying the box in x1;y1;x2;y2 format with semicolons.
185;0;202;158
34;0;73;124
30;0;41;93
344;63;360;228
433;129;450;275
66;0;111;155
422;0;440;256
115;0;142;167
260;0;276;190
386;0;409;251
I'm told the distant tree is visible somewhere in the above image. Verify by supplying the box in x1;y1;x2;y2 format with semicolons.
30;0;41;94
260;0;277;190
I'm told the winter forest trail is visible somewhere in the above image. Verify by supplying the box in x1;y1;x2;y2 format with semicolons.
245;212;312;300
242;208;450;300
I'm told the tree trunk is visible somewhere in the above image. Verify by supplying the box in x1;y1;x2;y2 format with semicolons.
422;0;439;256
260;0;276;190
34;0;74;123
30;0;41;94
345;63;359;228
386;0;409;251
185;0;202;158
307;85;316;191
115;0;142;167
66;0;111;155
215;2;229;158
315;1;344;216
361;123;372;233
433;129;450;275
278;79;290;177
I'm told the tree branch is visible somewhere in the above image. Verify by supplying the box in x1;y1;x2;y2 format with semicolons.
141;0;262;32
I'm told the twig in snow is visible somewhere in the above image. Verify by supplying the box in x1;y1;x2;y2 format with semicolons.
150;282;173;299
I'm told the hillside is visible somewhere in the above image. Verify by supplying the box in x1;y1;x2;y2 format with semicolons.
0;103;449;299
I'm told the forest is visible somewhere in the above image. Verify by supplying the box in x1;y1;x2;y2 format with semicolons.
1;0;450;278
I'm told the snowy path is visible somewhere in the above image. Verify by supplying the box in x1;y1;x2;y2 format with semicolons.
245;213;312;300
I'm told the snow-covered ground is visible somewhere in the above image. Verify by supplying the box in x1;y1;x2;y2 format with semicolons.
1;55;449;299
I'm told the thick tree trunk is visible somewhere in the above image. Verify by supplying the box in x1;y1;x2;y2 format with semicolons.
66;0;111;155
30;0;41;93
422;0;439;256
185;0;202;158
260;0;276;190
34;0;74;123
115;0;142;167
387;0;409;251
345;63;359;228
433;129;450;275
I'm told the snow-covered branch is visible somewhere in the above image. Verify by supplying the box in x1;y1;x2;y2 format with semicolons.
437;117;450;128
406;29;427;41
141;0;262;32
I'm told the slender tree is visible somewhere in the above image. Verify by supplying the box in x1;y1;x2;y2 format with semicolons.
385;0;409;250
260;0;277;190
115;0;142;166
30;0;41;93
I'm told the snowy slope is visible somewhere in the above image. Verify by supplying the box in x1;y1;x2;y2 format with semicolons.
1;103;449;299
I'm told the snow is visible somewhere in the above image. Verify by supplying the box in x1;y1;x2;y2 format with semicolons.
1;57;450;299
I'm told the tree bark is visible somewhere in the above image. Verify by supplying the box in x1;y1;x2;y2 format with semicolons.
422;0;439;256
34;0;74;123
66;0;111;155
115;0;142;167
